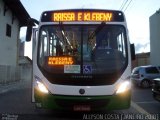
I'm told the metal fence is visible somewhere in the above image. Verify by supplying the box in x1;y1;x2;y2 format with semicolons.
0;65;32;84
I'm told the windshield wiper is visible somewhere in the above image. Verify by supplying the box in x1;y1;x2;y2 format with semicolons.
88;21;106;39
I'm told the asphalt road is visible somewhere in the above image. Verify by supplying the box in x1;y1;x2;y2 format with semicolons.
131;85;160;114
0;79;159;120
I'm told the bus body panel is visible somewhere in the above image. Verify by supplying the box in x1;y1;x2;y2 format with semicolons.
33;64;131;96
30;9;132;110
32;28;38;102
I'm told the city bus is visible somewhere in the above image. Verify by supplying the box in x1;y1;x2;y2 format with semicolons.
26;9;135;111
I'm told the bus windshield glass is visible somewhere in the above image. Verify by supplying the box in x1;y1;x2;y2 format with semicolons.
38;24;128;75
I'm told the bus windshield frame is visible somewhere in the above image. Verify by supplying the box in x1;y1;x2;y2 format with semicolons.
37;23;128;76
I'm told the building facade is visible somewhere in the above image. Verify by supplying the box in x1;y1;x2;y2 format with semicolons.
149;9;160;66
0;0;31;84
132;52;150;69
0;0;30;66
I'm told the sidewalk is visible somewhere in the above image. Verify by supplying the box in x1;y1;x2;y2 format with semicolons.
0;80;30;94
0;66;32;94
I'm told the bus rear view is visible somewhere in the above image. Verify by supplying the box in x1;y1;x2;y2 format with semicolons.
26;9;135;111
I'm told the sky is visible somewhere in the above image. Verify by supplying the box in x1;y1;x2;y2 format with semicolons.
20;0;160;59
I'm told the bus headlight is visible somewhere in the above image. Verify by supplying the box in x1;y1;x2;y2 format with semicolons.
35;77;49;94
116;81;131;94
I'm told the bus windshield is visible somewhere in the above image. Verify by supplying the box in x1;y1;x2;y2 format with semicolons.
38;24;128;75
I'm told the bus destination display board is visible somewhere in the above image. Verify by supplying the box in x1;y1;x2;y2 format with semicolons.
41;9;124;22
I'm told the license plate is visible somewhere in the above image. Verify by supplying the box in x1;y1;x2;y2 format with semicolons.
73;105;91;111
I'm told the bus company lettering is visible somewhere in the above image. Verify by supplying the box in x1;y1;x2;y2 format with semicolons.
53;12;113;22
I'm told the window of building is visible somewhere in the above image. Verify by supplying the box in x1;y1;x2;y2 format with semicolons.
6;24;12;37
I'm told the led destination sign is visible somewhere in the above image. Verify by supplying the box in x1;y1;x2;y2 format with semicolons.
48;57;74;65
52;12;113;22
41;10;124;22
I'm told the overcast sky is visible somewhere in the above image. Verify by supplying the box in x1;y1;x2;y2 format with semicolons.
20;0;160;58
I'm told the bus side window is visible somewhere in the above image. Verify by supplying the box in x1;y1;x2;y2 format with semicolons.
117;32;126;58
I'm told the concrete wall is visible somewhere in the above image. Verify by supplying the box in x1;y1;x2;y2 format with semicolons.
150;11;160;66
0;0;20;66
0;65;32;84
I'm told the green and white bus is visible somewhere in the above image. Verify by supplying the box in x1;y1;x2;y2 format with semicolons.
26;9;135;111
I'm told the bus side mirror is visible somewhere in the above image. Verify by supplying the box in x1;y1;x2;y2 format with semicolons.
25;18;39;42
130;44;135;60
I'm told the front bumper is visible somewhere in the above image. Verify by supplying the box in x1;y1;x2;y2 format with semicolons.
34;89;131;111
